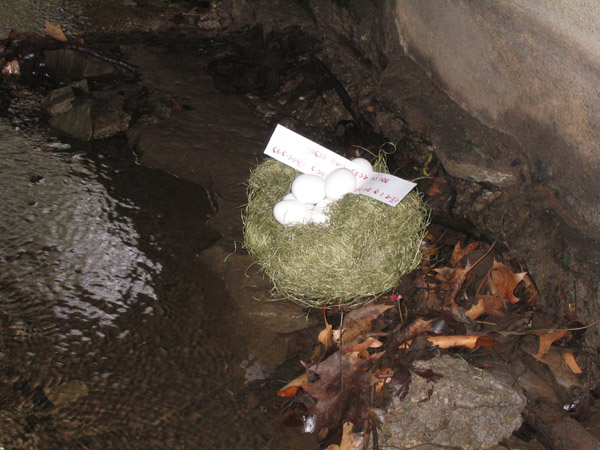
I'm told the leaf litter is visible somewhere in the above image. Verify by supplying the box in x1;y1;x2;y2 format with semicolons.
276;231;599;449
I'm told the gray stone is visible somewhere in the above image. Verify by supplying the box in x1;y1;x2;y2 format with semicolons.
93;109;131;139
44;380;89;407
40;79;89;116
377;355;526;450
49;100;93;140
393;0;600;232
435;141;523;187
44;49;128;83
198;243;317;381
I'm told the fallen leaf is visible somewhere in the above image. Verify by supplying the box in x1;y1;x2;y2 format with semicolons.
530;329;568;361
522;272;539;305
465;295;505;320
433;262;474;309
340;336;383;354
1;60;20;76
277;373;309;397
426;334;499;349
450;241;479;267
301;350;381;434
318;322;334;351
395;317;434;344
339;421;365;450
488;260;527;304
561;352;583;375
426;178;444;196
335;304;393;343
374;367;394;392
465;297;485;320
45;20;68;42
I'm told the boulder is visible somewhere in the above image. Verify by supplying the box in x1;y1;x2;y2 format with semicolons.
48;99;93;140
377;355;526;450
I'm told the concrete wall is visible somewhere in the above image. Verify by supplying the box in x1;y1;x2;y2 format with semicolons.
393;0;600;232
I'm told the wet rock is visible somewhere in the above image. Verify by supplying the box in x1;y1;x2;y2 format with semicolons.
91;90;131;139
178;6;233;33
434;137;524;187
377;355;525;450
124;89;174;125
40;79;89;116
44;82;131;140
199;242;317;380
200;243;316;335
49;99;92;140
44;380;89;407
44;48;133;83
93;108;131;139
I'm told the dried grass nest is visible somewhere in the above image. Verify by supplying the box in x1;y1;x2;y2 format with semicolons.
243;158;429;309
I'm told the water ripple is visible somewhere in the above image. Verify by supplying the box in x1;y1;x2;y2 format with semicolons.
0;120;160;339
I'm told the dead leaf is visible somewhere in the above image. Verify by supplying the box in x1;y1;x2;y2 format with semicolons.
277;373;309;397
301;350;381;434
326;422;365;450
522;272;539;305
562;352;583;375
465;295;505;320
433;264;470;308
488;260;527;304
339;421;365;450
1;60;20;76
465;297;485;320
318;322;334;351
450;241;479;267
340;336;383;354
374;367;394;392
396;317;434;344
45;20;68;42
426;334;499;349
335;304;393;343
530;329;568;361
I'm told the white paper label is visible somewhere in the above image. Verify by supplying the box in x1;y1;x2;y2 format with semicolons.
264;124;416;207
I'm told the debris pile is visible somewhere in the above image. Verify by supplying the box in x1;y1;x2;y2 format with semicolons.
277;239;597;450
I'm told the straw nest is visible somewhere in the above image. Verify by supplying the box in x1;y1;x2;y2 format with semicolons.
243;158;429;309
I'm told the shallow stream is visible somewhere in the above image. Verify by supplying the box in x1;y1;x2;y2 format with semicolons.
0;118;287;448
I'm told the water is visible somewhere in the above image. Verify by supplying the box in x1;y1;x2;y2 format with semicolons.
0;120;275;448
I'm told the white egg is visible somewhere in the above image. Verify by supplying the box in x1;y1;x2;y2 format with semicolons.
315;197;334;210
310;198;333;224
310;210;330;224
324;168;357;200
351;157;374;185
273;200;312;225
282;193;296;201
291;174;326;204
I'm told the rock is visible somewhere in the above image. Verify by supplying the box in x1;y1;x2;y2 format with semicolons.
49;99;93;140
44;83;131;140
44;380;89;407
44;48;133;83
178;6;233;33
198;242;318;381
93;109;131;139
434;137;525;188
377;355;525;450
40;79;89;116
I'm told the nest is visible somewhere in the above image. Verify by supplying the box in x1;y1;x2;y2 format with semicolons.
243;158;429;309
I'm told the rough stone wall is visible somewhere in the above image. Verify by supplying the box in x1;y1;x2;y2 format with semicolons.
393;0;600;234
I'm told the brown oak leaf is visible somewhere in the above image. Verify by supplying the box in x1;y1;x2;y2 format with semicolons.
488;260;527;304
